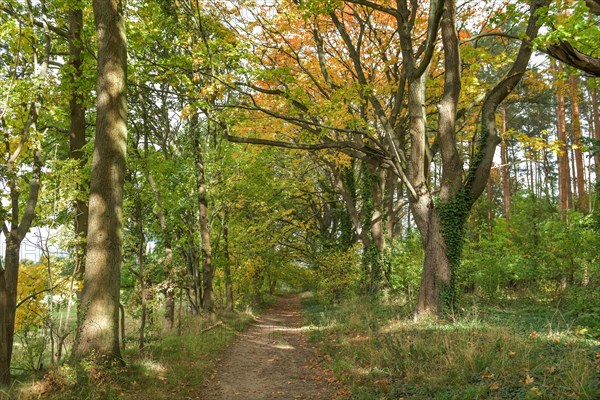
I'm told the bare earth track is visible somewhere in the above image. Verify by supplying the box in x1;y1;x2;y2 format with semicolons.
200;295;343;400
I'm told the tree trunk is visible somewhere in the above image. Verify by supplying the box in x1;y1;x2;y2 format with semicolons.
69;5;89;278
487;173;494;227
570;75;586;212
500;106;511;224
163;287;175;332
72;0;127;362
193;119;214;312
138;240;146;350
367;166;388;293
552;61;571;219
223;217;234;311
589;82;600;181
412;195;452;318
0;239;19;384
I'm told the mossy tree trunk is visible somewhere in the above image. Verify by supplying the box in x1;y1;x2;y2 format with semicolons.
410;0;549;319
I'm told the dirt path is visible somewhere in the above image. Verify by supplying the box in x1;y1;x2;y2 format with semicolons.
200;295;342;400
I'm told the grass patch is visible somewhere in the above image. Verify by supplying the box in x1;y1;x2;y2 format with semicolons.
301;296;600;400
3;310;254;400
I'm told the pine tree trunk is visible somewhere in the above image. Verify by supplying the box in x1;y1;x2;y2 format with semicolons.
590;84;600;181
570;75;586;212
72;0;127;362
553;62;571;219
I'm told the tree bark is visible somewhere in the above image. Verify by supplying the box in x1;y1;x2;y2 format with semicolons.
0;239;20;385
412;195;452;318
570;75;586;212
500;106;511;224
589;83;600;181
552;61;571;220
223;215;234;311
69;5;89;279
0;144;42;384
72;0;127;362
193;117;214;312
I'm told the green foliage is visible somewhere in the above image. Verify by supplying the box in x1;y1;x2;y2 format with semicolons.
387;233;423;302
312;245;361;303
460;191;600;341
12;311;254;400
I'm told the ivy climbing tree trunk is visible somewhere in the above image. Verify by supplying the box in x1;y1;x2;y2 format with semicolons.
72;0;127;362
412;0;550;318
219;0;549;319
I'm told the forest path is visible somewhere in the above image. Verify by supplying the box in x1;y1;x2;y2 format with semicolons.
199;295;343;399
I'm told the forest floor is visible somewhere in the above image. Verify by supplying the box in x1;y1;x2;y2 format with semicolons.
200;294;346;399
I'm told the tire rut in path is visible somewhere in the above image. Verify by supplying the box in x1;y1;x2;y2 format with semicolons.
200;295;340;400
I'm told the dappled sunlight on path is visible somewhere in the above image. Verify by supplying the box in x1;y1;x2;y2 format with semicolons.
199;295;342;400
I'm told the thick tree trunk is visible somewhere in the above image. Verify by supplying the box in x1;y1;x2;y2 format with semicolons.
570;75;586;212
411;195;452;318
72;0;127;362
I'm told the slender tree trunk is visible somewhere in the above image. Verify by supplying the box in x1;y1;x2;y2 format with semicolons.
72;0;127;362
138;239;146;350
223;216;234;311
589;83;600;182
368;167;388;293
570;146;577;208
500;106;511;224
487;173;494;227
0;239;19;384
119;303;125;350
193;116;214;312
553;61;571;220
163;288;175;332
570;75;586;212
69;5;89;278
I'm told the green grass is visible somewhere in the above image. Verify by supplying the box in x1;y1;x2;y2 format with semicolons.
301;295;600;400
2;310;254;400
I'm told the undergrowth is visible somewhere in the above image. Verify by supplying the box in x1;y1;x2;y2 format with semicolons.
302;296;600;400
1;310;254;400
